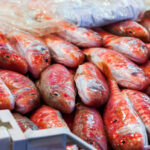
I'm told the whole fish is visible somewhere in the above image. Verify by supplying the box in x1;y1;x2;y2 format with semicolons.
95;29;148;64
66;145;78;150
36;64;76;114
84;48;149;90
13;113;38;132
103;79;148;150
30;105;68;129
122;89;150;139
57;22;102;48
74;62;109;107
73;104;107;150
0;69;40;114
0;78;14;110
104;20;150;42
0;33;28;74
44;34;84;68
10;31;51;79
146;43;150;58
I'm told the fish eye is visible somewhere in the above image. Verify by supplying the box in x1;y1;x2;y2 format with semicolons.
121;140;126;145
53;92;59;96
113;119;117;123
128;31;132;34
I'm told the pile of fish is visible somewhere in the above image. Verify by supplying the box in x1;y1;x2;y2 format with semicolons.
0;16;150;150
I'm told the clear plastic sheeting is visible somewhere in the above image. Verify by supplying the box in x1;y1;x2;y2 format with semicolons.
0;0;145;36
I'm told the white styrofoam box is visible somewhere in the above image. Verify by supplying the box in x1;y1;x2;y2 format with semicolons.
0;110;96;150
0;110;26;150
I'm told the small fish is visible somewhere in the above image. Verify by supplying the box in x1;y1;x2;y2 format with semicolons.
0;69;40;114
10;31;51;79
30;105;68;129
73;104;107;150
57;22;102;48
103;80;148;150
122;89;150;139
37;64;76;114
44;34;84;68
74;62;109;107
84;48;149;90
104;20;150;42
0;33;28;74
95;29;148;64
13;113;38;132
66;145;78;150
0;78;14;110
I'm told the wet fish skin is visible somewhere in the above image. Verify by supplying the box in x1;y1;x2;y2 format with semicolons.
37;64;76;114
13;113;38;132
83;48;149;90
10;32;51;79
30;105;68;129
57;22;102;48
122;89;150;139
0;79;14;110
73;104;107;150
104;20;150;42
0;33;28;74
103;80;148;150
74;62;109;107
0;69;40;114
44;34;84;68
95;29;148;64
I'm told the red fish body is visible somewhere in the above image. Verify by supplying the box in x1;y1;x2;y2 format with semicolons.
74;62;109;107
104;20;150;42
13;113;38;132
57;22;102;48
30;105;68;129
0;69;40;114
44;34;84;68
84;48;149;90
95;29;148;64
0;33;28;74
73;104;107;150
37;64;76;114
122;89;150;139
10;32;51;79
104;80;148;150
140;18;150;36
0;79;14;110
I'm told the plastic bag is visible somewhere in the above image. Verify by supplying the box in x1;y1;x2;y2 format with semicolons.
0;0;145;36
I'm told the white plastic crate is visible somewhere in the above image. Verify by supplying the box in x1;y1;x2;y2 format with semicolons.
0;110;96;150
